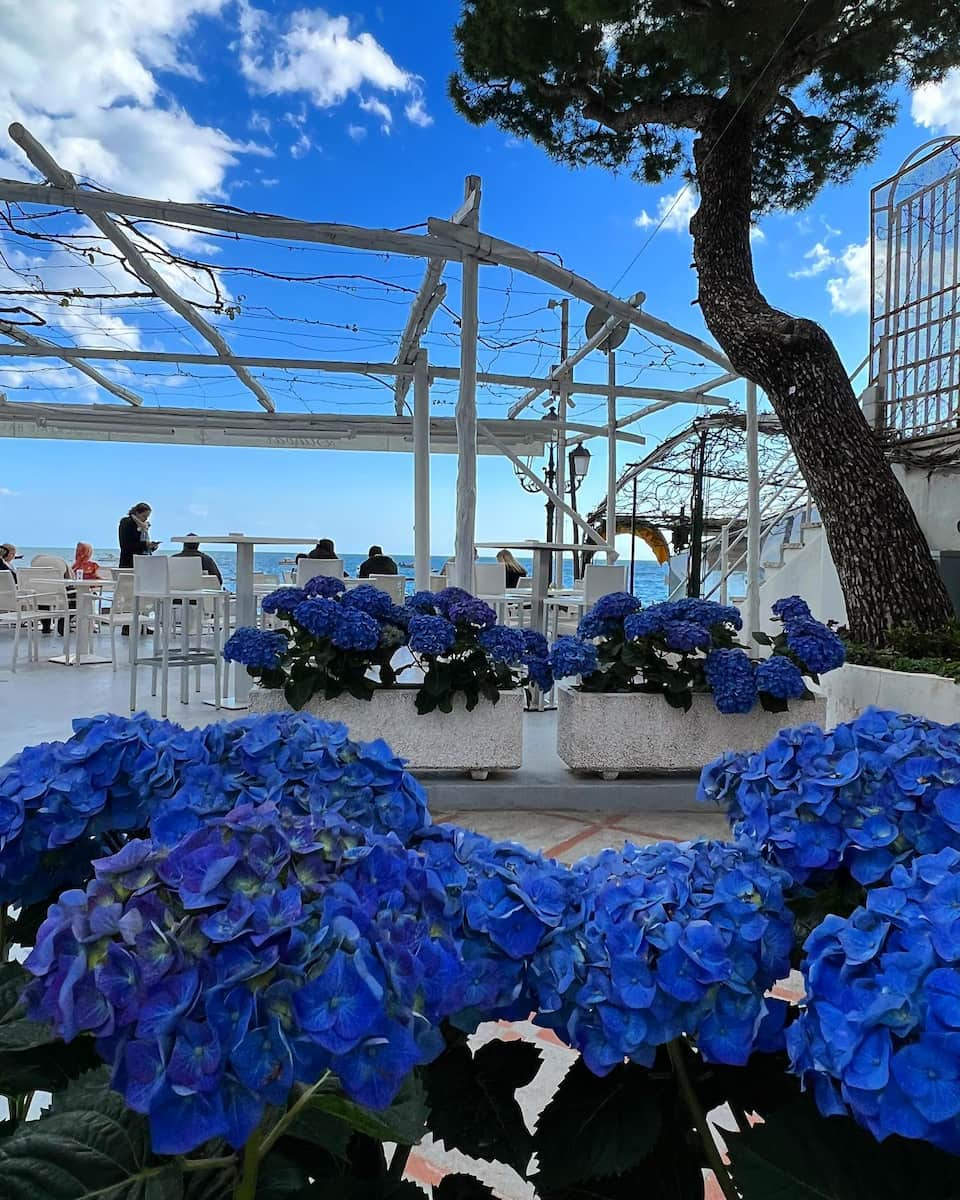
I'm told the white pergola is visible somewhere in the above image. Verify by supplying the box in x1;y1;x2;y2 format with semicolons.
0;123;760;621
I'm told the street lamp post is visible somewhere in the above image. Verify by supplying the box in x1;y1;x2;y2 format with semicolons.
567;440;592;580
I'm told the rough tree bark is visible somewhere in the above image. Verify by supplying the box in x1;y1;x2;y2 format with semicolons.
690;106;953;645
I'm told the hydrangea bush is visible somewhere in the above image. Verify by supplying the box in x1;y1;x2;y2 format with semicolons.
5;708;960;1200
550;592;842;715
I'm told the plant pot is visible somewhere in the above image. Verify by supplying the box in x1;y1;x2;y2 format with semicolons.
825;663;959;728
556;685;827;777
249;686;524;778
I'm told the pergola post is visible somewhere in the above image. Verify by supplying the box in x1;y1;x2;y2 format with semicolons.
606;349;618;565
554;299;570;585
453;175;481;592
746;380;762;638
413;349;431;591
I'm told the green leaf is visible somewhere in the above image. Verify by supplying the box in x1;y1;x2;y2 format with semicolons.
752;631;773;646
282;1104;352;1161
310;1074;428;1147
433;1176;497;1200
299;1182;427;1200
255;1147;311;1200
0;1067;184;1199
758;692;789;714
284;674;316;711
533;1059;662;1189
424;1039;540;1175
727;1095;960;1199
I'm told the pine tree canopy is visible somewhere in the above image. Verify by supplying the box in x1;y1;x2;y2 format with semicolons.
451;0;960;212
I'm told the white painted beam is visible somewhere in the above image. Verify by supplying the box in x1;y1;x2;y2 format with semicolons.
413;350;431;589
453;176;481;592
0;322;143;406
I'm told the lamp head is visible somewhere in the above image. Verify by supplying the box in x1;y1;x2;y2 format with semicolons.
570;441;591;479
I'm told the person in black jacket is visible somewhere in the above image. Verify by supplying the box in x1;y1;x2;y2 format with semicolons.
296;538;338;563
118;502;158;568
0;542;18;583
173;535;223;585
358;545;398;577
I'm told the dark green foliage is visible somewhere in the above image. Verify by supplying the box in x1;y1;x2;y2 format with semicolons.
845;621;960;682
423;1038;542;1174
451;0;960;213
727;1095;960;1199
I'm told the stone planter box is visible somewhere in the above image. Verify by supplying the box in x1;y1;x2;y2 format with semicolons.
249;686;523;778
556;685;827;778
825;663;959;728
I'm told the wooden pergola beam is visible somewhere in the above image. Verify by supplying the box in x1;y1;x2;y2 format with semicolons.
0;321;144;406
10;123;275;413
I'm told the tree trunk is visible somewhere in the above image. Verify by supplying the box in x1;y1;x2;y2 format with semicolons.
690;106;953;645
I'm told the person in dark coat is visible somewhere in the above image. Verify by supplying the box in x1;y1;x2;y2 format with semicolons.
296;538;338;563
118;502;158;568
0;543;18;583
173;535;223;585
358;545;398;577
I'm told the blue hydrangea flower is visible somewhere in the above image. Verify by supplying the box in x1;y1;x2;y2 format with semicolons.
432;587;474;617
405;591;438;615
699;709;960;889
786;618;846;674
330;609;380;651
520;630;549;658
704;649;758;714
292;597;340;639
550;637;599;680
446;598;497;629
663;620;712;653
341;585;397;621
756;655;807;700
623;609;666;639
302;576;346;599
260;587;306;616
668;598;743;631
223;628;287;670
529;839;793;1075
772;595;812;623
408;615;457;656
788;848;960;1152
479;625;525;665
526;657;554;692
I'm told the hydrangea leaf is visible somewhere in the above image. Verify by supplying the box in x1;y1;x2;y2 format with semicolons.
433;1176;497;1200
533;1059;662;1188
0;962;98;1094
726;1096;960;1199
309;1074;429;1147
0;1067;184;1200
424;1039;540;1175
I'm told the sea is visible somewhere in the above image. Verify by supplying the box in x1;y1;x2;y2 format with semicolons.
16;546;671;605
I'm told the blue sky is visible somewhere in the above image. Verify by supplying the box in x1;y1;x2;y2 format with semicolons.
0;0;957;556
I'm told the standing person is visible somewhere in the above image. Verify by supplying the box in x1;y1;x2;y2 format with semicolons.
172;535;223;585
71;542;101;580
358;544;398;578
119;502;158;568
497;548;528;589
0;542;17;583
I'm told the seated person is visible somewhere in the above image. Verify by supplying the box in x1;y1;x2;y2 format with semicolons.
72;542;102;580
173;535;223;585
296;538;338;563
358;544;398;577
0;542;17;583
497;548;528;589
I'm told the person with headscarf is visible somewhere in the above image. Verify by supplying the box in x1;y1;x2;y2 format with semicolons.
118;502;158;568
71;542;101;580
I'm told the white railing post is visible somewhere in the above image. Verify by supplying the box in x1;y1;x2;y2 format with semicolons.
745;381;762;637
453;176;481;592
413;349;431;591
720;523;730;605
606;348;618;564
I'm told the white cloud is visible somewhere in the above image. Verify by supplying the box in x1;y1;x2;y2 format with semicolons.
635;185;698;234
826;241;871;315
360;95;392;132
186;503;209;519
790;241;834;279
249;110;272;133
912;70;960;131
0;487;19;497
0;1;262;201
238;3;431;128
347;124;367;141
290;132;313;158
404;95;433;128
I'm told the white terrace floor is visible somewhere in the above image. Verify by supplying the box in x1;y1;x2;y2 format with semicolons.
0;629;729;856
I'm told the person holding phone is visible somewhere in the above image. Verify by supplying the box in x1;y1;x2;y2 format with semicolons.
118;502;159;568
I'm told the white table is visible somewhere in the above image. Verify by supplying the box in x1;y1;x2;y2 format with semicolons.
171;535;319;708
475;541;609;634
48;579;111;666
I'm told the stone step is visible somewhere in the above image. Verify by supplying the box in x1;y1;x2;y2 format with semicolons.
781;541;803;552
762;560;784;570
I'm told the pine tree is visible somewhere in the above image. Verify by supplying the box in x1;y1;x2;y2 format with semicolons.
451;0;960;643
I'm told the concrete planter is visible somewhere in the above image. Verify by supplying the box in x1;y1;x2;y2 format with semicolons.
249;686;523;778
825;663;960;728
556;685;827;778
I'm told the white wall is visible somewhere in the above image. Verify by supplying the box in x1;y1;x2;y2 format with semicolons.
757;526;847;633
826;663;960;727
893;464;960;552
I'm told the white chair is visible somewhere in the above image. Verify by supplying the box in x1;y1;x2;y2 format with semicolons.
0;573;41;670
130;556;225;716
295;559;344;584
542;564;628;639
367;575;405;604
97;571;139;669
474;563;506;598
583;563;628;606
14;567;73;655
428;575;447;593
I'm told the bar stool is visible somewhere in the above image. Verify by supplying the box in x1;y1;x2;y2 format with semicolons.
129;557;227;717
